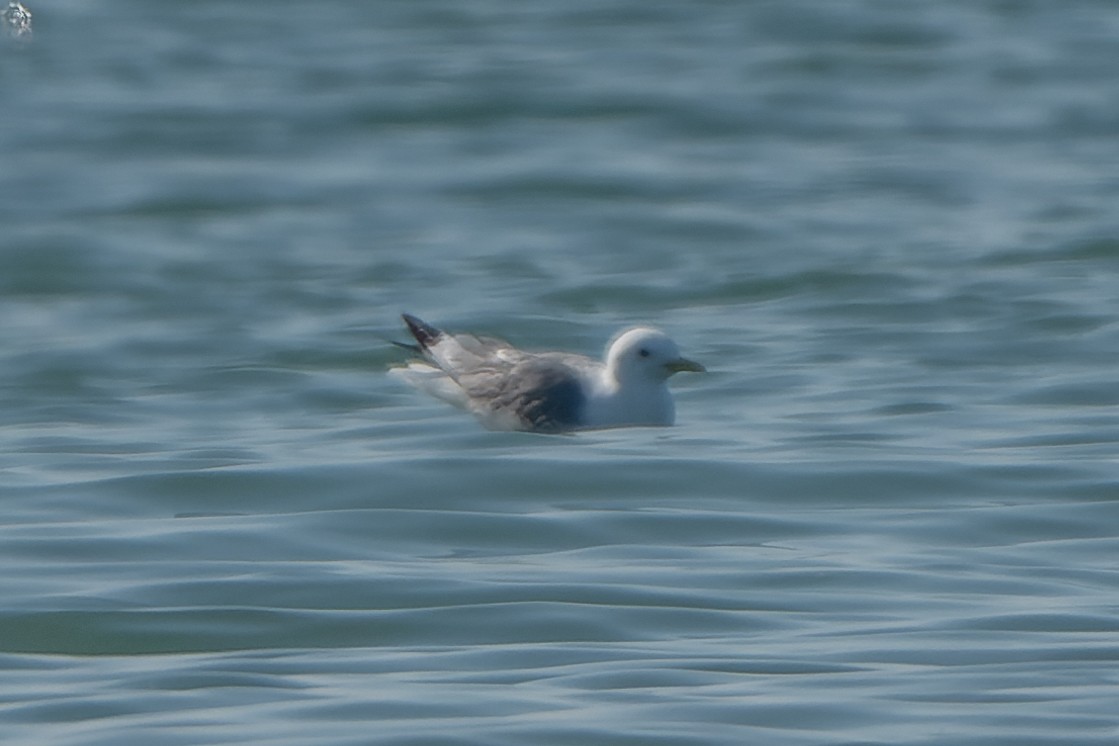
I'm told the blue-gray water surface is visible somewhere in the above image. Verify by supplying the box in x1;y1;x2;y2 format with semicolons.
2;1;1118;744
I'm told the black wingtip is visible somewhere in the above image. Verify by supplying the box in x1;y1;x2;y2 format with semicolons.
401;313;442;350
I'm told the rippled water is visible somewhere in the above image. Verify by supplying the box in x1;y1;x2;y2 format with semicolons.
2;1;1117;744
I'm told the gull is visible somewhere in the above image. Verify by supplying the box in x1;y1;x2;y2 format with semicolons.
390;314;704;433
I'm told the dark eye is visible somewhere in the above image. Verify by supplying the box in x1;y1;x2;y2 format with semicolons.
638;348;650;358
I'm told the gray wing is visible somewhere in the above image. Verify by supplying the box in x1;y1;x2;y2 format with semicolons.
399;315;591;432
401;314;519;376
459;357;587;432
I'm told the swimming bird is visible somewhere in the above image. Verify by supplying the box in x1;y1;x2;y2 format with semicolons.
390;314;704;433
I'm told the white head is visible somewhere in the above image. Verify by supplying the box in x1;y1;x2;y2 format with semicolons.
605;327;705;384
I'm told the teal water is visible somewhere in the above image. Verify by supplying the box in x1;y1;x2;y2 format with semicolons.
2;1;1118;744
